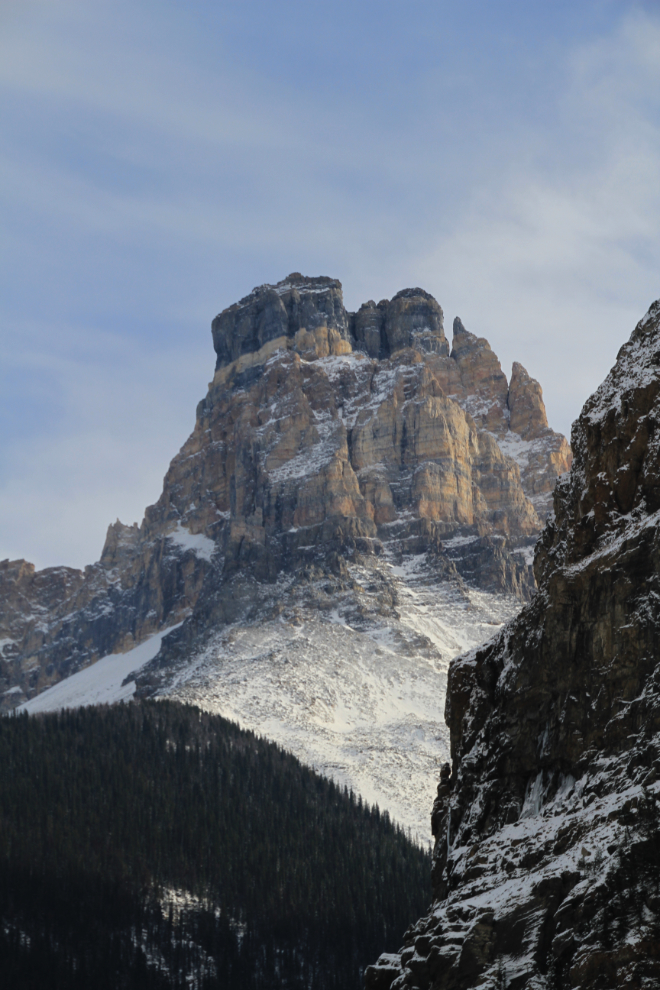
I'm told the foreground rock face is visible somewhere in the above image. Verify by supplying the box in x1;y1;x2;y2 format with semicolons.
366;299;660;988
0;275;569;716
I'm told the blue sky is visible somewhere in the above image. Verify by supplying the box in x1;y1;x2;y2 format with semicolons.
2;0;660;568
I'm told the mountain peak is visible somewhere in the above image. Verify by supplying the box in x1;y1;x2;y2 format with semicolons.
2;274;571;844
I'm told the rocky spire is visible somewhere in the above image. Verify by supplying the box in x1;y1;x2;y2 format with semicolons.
1;277;569;730
507;360;549;439
382;288;448;356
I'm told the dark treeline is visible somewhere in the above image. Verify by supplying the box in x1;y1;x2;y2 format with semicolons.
0;700;431;989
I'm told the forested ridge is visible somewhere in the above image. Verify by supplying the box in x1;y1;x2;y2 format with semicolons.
0;700;431;988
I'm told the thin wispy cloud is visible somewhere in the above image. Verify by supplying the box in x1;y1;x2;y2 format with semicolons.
1;1;659;567
418;10;660;431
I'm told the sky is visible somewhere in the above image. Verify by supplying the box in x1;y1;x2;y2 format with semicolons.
2;0;660;569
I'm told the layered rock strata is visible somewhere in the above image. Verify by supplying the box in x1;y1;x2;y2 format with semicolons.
366;299;660;989
1;275;570;712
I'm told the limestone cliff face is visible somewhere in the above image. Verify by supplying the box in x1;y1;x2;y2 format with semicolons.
0;560;84;693
366;299;660;990
351;288;448;359
0;275;569;711
0;520;210;707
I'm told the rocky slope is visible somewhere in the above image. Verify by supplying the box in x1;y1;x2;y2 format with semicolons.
366;299;660;987
2;275;569;834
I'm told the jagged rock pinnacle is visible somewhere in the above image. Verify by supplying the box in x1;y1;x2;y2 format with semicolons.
508;360;549;438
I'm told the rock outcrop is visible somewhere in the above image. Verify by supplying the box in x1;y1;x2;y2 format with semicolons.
1;275;570;717
366;299;660;988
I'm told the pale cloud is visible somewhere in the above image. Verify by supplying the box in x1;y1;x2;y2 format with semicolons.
414;9;660;437
0;320;209;569
2;3;660;568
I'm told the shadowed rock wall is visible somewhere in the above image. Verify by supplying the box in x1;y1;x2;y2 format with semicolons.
366;299;660;990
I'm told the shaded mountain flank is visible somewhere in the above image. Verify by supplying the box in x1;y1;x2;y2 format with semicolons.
365;301;660;989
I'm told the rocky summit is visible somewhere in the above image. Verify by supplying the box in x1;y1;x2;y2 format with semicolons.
366;299;660;988
1;275;569;838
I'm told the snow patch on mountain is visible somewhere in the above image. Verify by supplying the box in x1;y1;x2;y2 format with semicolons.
167;524;216;561
17;622;185;714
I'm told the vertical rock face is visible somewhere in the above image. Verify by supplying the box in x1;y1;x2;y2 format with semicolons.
502;360;573;515
367;299;660;990
1;274;569;716
383;289;448;356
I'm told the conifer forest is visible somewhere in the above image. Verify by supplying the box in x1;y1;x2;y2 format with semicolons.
0;701;431;988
